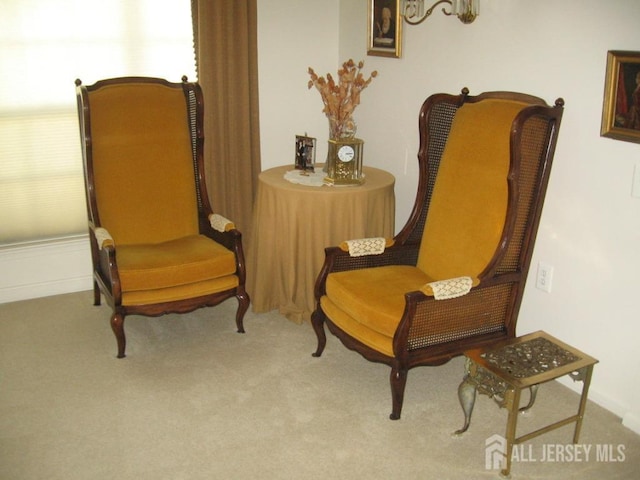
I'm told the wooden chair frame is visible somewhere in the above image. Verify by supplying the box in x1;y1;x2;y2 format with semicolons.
311;88;564;419
75;76;250;358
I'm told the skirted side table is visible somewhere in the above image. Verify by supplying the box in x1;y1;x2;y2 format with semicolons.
246;164;395;323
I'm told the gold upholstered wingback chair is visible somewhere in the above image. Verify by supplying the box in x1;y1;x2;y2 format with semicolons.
311;89;564;419
75;76;250;358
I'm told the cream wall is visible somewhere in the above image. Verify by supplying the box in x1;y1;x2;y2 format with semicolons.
257;0;640;434
257;0;340;165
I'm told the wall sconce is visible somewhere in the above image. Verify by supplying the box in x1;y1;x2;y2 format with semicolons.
402;0;479;25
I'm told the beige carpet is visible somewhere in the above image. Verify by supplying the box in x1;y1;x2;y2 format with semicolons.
1;291;638;479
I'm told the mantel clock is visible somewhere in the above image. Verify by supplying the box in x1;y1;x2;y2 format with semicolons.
325;138;364;185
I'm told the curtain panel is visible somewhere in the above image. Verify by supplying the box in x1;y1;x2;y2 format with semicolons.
191;0;261;239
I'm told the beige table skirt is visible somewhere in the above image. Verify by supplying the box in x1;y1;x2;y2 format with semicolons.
246;165;395;323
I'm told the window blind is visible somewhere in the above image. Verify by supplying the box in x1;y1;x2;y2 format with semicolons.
0;0;196;245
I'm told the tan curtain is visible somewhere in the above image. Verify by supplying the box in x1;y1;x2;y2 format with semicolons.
191;0;261;239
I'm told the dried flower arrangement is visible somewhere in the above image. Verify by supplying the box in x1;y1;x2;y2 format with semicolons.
307;59;378;139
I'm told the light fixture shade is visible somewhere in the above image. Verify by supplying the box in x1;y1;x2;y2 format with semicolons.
451;0;479;23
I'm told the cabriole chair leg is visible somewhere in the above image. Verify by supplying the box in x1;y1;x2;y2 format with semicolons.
390;366;408;420
110;312;126;358
311;310;327;358
235;292;250;333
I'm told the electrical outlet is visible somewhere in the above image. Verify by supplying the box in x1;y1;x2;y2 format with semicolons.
536;262;553;293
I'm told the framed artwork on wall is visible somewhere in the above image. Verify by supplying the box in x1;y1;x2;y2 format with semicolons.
367;0;402;58
601;50;640;144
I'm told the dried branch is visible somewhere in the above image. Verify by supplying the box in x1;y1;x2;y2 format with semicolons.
308;59;377;138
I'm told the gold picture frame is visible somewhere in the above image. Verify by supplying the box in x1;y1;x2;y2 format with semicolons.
367;0;402;58
601;50;640;144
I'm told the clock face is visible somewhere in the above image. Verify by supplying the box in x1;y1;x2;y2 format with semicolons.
337;145;355;162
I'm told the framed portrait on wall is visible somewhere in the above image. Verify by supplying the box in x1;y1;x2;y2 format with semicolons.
601;50;640;144
367;0;402;58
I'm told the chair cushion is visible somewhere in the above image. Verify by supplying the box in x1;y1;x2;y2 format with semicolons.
416;99;528;280
323;265;432;357
122;276;239;306
117;234;237;293
89;83;199;245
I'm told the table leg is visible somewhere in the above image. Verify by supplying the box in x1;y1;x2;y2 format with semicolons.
454;376;477;435
501;387;521;478
573;365;594;443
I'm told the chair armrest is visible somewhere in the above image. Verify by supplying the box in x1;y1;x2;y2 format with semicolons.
419;276;478;300
209;213;235;232
314;242;420;300
201;214;247;285
338;237;395;257
94;227;115;250
393;274;521;357
89;225;122;302
201;212;240;249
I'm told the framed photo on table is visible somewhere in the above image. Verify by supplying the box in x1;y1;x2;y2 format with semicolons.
368;0;402;58
295;135;316;172
601;50;640;144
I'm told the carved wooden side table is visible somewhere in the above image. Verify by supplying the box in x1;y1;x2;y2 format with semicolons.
454;330;598;477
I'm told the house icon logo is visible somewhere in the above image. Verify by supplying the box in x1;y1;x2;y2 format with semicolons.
485;434;506;470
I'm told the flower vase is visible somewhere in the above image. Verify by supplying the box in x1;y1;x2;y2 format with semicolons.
328;115;357;140
325;116;357;172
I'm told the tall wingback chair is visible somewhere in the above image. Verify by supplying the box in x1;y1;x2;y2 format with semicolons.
75;76;250;358
311;89;564;419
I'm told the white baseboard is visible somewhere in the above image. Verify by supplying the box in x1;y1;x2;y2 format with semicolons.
622;412;640;435
556;376;640;435
0;236;93;304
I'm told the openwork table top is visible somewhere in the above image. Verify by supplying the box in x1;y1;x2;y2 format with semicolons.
465;330;598;390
